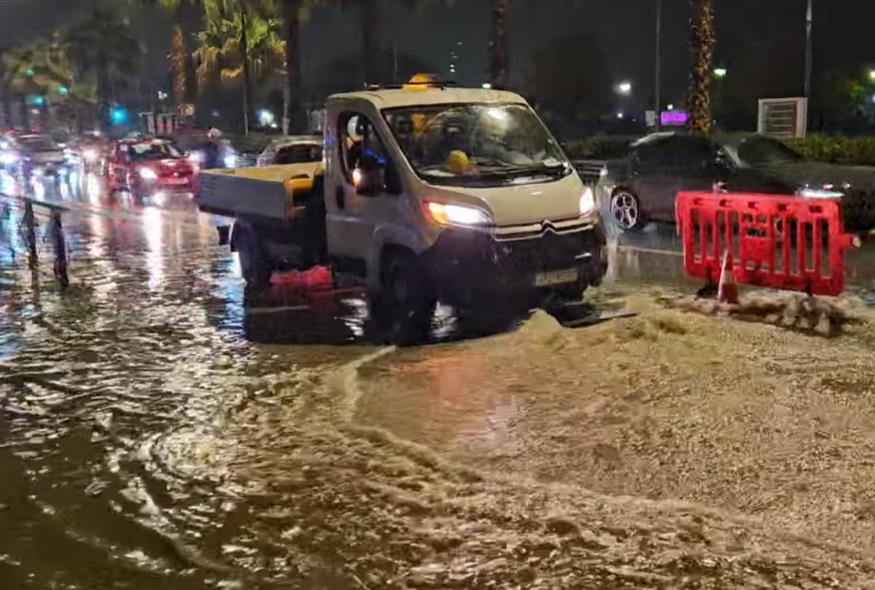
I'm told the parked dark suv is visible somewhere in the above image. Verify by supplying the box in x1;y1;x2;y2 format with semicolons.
597;132;875;232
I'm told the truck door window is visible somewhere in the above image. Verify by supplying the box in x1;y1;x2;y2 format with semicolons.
339;113;399;193
340;114;386;175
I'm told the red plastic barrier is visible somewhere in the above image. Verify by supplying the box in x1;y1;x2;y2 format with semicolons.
676;192;857;296
272;265;334;290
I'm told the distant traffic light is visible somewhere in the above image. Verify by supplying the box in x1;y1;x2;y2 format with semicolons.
110;107;129;126
26;95;45;107
58;86;69;96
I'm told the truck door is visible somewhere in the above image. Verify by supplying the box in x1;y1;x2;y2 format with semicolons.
327;112;404;278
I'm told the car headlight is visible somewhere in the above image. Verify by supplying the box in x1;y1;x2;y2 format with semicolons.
425;201;492;227
224;154;238;169
579;186;596;217
599;166;609;179
0;152;18;165
139;167;158;180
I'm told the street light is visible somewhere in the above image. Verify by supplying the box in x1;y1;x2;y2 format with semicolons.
713;67;728;79
615;81;632;96
868;70;875;82
258;109;275;127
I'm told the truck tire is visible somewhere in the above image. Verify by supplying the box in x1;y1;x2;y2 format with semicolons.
554;281;587;302
380;252;436;344
237;227;271;291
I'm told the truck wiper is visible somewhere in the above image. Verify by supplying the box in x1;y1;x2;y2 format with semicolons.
477;162;569;179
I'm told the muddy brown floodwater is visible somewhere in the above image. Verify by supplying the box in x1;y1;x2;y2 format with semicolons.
3;176;875;588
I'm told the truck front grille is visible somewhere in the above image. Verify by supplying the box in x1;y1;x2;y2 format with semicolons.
496;229;599;272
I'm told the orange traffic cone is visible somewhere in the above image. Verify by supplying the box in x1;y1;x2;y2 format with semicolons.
717;250;739;304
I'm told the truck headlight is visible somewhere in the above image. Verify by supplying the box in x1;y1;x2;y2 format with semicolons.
579;187;596;217
139;167;158;180
425;201;492;227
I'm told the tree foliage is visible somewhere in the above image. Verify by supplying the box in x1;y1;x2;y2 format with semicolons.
59;8;142;127
192;2;285;90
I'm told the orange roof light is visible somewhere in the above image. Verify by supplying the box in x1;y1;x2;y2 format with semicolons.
403;73;442;91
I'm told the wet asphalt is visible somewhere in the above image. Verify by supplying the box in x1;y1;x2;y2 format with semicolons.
3;170;875;588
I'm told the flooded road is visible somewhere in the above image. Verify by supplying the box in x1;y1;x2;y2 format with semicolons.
3;173;875;588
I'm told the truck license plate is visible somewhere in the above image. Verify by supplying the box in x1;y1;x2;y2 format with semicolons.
167;177;189;185
534;268;578;287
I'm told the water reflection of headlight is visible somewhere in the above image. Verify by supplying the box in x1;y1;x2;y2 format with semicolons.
32;177;45;200
1;171;17;195
86;173;102;203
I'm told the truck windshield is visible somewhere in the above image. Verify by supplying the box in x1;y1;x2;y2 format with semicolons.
384;103;571;186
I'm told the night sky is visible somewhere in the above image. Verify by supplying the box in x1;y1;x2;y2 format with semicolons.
1;0;874;113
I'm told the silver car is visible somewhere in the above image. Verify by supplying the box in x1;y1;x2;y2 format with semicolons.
18;134;68;177
256;135;323;167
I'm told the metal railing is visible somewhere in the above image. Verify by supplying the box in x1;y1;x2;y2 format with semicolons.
1;194;69;289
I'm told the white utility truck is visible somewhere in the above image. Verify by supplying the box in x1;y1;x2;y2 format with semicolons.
198;78;607;335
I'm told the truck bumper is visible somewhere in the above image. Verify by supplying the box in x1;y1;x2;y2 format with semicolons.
422;221;608;308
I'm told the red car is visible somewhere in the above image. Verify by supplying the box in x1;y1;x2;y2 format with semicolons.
107;139;197;196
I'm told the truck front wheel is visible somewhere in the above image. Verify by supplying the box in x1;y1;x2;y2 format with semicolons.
378;253;436;343
237;227;271;291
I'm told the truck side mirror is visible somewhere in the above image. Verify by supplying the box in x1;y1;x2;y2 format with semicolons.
353;155;386;196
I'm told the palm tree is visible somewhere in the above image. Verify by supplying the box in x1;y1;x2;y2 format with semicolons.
490;0;509;87
335;0;379;84
134;0;197;116
278;0;308;132
61;9;142;131
192;8;284;88
194;0;282;132
687;0;715;136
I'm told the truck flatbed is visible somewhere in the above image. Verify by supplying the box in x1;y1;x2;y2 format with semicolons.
197;162;322;220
